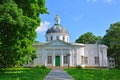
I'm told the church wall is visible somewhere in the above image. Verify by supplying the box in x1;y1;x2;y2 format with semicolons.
77;47;84;65
46;33;69;42
38;44;73;67
33;42;108;68
84;44;108;67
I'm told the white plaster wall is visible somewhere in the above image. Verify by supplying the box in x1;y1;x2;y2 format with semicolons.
84;44;108;67
33;41;108;67
84;44;99;66
46;33;69;42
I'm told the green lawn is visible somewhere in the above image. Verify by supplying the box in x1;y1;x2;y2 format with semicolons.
66;69;120;80
0;68;50;80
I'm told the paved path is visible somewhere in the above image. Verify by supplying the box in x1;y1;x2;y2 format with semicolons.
44;68;74;80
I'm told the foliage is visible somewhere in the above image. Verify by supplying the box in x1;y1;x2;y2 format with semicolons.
75;65;83;69
0;0;47;67
0;68;50;80
35;64;40;68
40;65;47;69
114;66;120;69
66;69;120;80
75;32;102;44
102;22;120;66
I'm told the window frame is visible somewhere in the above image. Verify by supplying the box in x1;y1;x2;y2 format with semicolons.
47;56;52;64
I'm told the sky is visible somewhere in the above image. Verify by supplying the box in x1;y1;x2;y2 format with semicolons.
36;0;120;42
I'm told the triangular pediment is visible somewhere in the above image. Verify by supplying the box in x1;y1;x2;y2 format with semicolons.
45;40;72;46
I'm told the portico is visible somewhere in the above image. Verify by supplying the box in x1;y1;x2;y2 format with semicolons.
44;48;73;67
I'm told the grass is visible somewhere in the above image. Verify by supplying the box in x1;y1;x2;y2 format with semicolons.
0;68;51;80
65;68;120;80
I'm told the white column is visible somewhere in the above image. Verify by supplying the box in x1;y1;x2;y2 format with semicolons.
53;49;55;66
70;50;72;66
45;50;47;66
61;54;63;66
98;48;101;66
76;49;78;65
42;49;45;65
71;49;74;66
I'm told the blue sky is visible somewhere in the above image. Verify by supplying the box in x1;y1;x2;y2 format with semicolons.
36;0;120;42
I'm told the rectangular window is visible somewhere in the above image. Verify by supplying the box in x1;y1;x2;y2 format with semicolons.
57;36;59;40
64;56;68;64
47;56;52;64
84;57;88;64
81;56;84;64
51;36;53;41
46;37;48;41
95;57;99;64
63;36;65;41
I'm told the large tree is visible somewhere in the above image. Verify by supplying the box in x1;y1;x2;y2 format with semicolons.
75;32;102;44
102;22;120;66
0;0;47;68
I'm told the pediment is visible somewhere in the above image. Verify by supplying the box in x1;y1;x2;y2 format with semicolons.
45;40;71;46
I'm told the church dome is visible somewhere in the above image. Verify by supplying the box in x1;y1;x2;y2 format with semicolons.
46;24;69;34
46;15;69;35
45;15;70;42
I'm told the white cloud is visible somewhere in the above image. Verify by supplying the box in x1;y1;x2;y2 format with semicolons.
36;21;50;33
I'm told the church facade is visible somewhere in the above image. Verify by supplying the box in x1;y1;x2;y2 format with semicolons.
33;15;108;68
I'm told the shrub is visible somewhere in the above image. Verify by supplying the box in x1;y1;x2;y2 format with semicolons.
76;65;82;69
35;64;40;68
41;65;47;69
114;66;120;69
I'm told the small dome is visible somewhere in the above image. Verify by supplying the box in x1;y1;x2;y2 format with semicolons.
46;24;69;34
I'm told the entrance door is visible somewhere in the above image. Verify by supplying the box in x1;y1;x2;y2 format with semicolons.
55;56;60;66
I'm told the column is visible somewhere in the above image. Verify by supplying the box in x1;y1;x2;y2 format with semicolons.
69;50;72;66
76;49;78;65
98;48;101;67
53;49;55;66
71;49;74;66
45;50;47;66
61;54;63;66
42;49;45;65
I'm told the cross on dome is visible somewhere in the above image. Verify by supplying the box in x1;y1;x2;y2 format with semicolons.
54;14;61;24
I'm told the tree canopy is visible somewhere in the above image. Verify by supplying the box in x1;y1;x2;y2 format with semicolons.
75;32;102;44
0;0;47;68
102;22;120;66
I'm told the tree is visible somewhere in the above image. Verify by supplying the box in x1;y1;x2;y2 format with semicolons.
0;0;47;68
102;22;120;66
75;32;102;44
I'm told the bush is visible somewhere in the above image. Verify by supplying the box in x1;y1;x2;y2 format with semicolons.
41;65;47;69
114;66;120;69
35;64;40;68
76;65;82;69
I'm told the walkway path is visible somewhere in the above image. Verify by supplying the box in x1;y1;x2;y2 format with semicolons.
44;68;74;80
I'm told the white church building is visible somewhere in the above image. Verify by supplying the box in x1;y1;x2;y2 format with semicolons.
33;15;108;68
